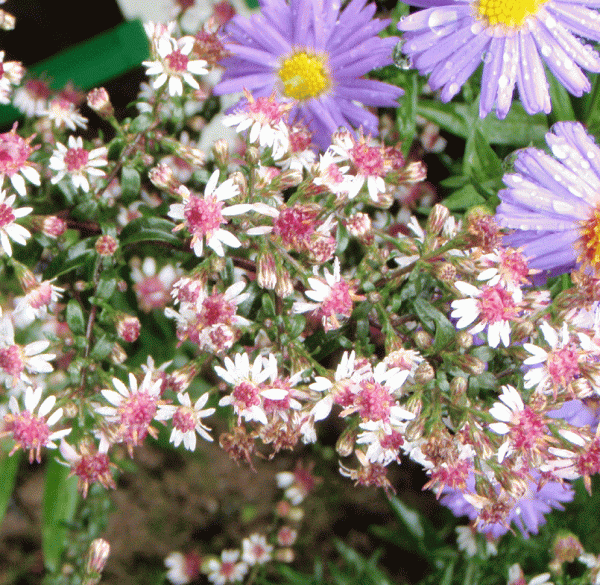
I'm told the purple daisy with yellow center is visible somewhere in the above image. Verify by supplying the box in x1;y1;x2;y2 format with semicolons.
496;122;600;277
213;0;403;150
398;0;600;118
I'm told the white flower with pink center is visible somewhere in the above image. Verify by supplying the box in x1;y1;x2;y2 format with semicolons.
13;78;52;117
224;91;290;159
0;190;32;256
43;97;88;131
356;419;412;466
329;129;387;201
293;258;363;332
488;385;548;463
0;125;41;196
477;247;536;293
96;372;163;451
215;352;287;425
156;391;215;451
312;151;353;198
169;170;251;257
49;135;108;192
241;533;273;566
450;281;522;348
0;318;55;388
0;52;24;99
206;549;248;585
131;257;180;313
14;275;64;322
524;322;583;394
143;34;208;97
1;385;70;463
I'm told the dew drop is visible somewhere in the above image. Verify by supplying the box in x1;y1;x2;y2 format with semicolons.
428;9;457;35
392;41;413;69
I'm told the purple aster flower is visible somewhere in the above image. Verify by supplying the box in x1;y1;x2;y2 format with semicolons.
496;122;600;277
213;0;403;150
398;0;600;118
441;472;574;538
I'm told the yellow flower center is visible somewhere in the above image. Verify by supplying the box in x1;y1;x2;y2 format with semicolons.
577;207;600;272
476;0;547;28
278;51;330;101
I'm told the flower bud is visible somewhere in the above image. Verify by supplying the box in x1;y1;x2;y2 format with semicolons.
213;138;229;166
84;538;110;584
449;376;468;398
457;355;485;376
275;548;295;563
275;269;294;298
456;330;473;349
116;315;141;343
257;253;277;290
95;235;118;256
34;215;67;238
414;361;434;384
279;168;303;189
111;343;127;364
414;330;432;349
245;146;260;165
149;163;180;192
552;532;584;566
434;262;456;282
87;87;114;118
404;418;424;441
335;429;355;457
426;204;450;236
229;171;247;197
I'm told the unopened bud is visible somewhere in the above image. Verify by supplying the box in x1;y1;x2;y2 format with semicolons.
229;171;247;197
512;320;534;342
257;253;277;290
35;215;67;238
552;532;584;566
414;330;432;349
372;190;394;209
179;144;206;168
401;161;427;183
457;355;485;376
275;270;294;298
149;163;180;192
279;168;303;189
213;138;229;165
335;429;355;457
450;376;468;398
245;146;260;164
95;235;118;256
346;212;373;244
404;418;424;441
287;506;304;522
117;315;141;343
426;204;450;236
414;361;434;384
111;343;127;364
435;262;456;282
275;548;295;563
87;87;114;118
456;330;473;349
84;538;110;584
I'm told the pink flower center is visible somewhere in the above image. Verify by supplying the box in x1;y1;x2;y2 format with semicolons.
10;411;51;451
0;131;32;176
510;406;547;452
0;202;15;228
478;285;518;323
25;79;51;100
219;562;236;578
355;379;393;421
319;281;352;319
28;282;54;309
172;407;196;433
73;452;111;484
290;127;312;152
350;142;385;176
64;147;89;172
233;381;261;410
200;293;236;326
118;392;158;445
547;344;580;386
499;248;530;285
0;344;24;376
134;277;171;311
379;429;404;451
273;205;317;249
165;50;189;73
184;194;225;239
247;96;287;124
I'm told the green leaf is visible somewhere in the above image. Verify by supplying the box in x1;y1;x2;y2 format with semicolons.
396;71;419;156
129;112;153;133
119;216;181;247
443;184;486;211
96;272;117;301
90;334;113;361
285;314;306;340
413;298;455;352
464;129;503;182
66;299;86;335
121;166;141;201
43;238;96;280
0;450;20;527
42;458;79;572
261;293;276;317
548;73;576;123
417;100;468;139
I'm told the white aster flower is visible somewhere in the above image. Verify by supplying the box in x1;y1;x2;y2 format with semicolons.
241;533;273;566
0;189;31;255
206;549;248;585
49;135;107;192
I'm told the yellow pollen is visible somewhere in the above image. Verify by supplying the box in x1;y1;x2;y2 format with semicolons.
578;207;600;272
278;51;330;101
476;0;546;28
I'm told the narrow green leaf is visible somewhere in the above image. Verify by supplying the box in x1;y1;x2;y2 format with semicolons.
129;112;153;133
119;216;181;247
90;334;114;361
261;293;276;317
66;299;86;335
121;166;141;200
443;184;486;211
43;238;96;280
548;73;576;123
0;450;20;527
96;272;117;301
417;100;467;139
42;458;79;572
413;298;455;351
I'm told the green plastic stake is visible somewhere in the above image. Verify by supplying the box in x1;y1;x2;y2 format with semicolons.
0;19;150;126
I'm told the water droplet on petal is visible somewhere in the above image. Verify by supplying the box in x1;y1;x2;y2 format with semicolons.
428;9;457;35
